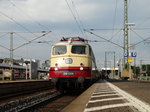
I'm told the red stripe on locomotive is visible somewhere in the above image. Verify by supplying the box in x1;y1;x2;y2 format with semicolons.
50;67;91;78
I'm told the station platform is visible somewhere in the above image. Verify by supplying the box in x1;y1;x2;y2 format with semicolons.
61;80;150;112
0;79;49;84
0;79;51;97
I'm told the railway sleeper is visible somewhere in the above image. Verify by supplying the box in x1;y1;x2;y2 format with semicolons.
0;91;61;112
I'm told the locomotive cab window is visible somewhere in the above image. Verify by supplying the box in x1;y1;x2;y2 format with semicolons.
53;46;67;55
71;45;86;54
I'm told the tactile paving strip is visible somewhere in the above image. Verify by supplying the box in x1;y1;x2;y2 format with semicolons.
84;81;150;112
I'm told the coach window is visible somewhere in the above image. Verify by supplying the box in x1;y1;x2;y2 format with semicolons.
71;45;86;54
53;46;67;55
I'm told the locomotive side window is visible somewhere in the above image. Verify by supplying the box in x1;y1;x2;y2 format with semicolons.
71;45;86;54
53;46;67;55
89;46;92;56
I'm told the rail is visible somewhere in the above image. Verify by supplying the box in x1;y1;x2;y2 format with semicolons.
0;90;61;112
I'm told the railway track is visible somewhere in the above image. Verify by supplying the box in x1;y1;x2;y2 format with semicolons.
0;87;53;101
26;92;79;112
0;90;61;112
26;91;83;112
0;88;84;112
0;80;92;112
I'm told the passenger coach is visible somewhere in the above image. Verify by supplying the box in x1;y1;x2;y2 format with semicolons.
49;37;98;90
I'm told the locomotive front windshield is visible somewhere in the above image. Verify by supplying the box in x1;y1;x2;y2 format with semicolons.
71;45;86;54
53;46;67;55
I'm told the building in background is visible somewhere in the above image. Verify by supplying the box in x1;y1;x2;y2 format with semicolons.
0;58;49;80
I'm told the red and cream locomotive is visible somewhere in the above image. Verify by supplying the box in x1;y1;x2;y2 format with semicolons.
49;37;99;90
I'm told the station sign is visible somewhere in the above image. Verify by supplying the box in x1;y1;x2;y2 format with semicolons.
124;52;137;57
124;52;128;57
131;52;137;57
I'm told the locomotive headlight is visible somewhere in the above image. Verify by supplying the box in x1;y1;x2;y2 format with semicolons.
54;67;58;71
80;67;83;70
55;63;58;71
65;58;73;64
80;63;84;70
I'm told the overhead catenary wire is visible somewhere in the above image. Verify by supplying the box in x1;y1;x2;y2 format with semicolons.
0;31;51;51
110;0;118;41
0;10;38;37
13;31;51;51
128;0;150;30
0;1;149;57
7;0;63;42
0;31;50;44
132;28;150;30
31;40;53;45
85;30;124;49
88;28;123;31
130;36;150;48
126;28;150;48
0;1;53;54
0;51;26;59
88;28;150;30
14;32;30;42
88;40;107;43
109;28;123;41
70;0;86;35
88;28;123;43
0;32;9;39
7;0;51;30
0;44;9;50
130;29;145;40
65;0;84;36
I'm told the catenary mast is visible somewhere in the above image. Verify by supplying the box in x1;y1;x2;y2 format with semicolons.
124;0;129;67
124;0;133;79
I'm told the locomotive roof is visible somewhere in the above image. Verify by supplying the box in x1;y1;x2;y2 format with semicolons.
53;41;90;46
53;37;91;46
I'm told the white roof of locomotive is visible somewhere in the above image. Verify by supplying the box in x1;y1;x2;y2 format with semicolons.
53;41;89;46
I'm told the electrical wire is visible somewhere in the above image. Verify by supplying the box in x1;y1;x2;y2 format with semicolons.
65;0;84;36
133;28;150;30
85;30;124;49
109;28;123;41
0;32;9;39
110;0;118;41
86;28;123;42
0;2;53;52
130;36;150;48
129;28;150;47
8;0;63;42
129;0;150;29
88;28;123;31
70;0;85;35
13;31;51;51
0;44;9;50
7;0;51;30
130;29;145;40
0;10;38;37
14;32;30;42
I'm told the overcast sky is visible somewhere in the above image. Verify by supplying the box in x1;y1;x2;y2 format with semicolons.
0;0;150;68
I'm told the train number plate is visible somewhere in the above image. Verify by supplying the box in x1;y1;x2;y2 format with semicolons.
63;72;74;75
